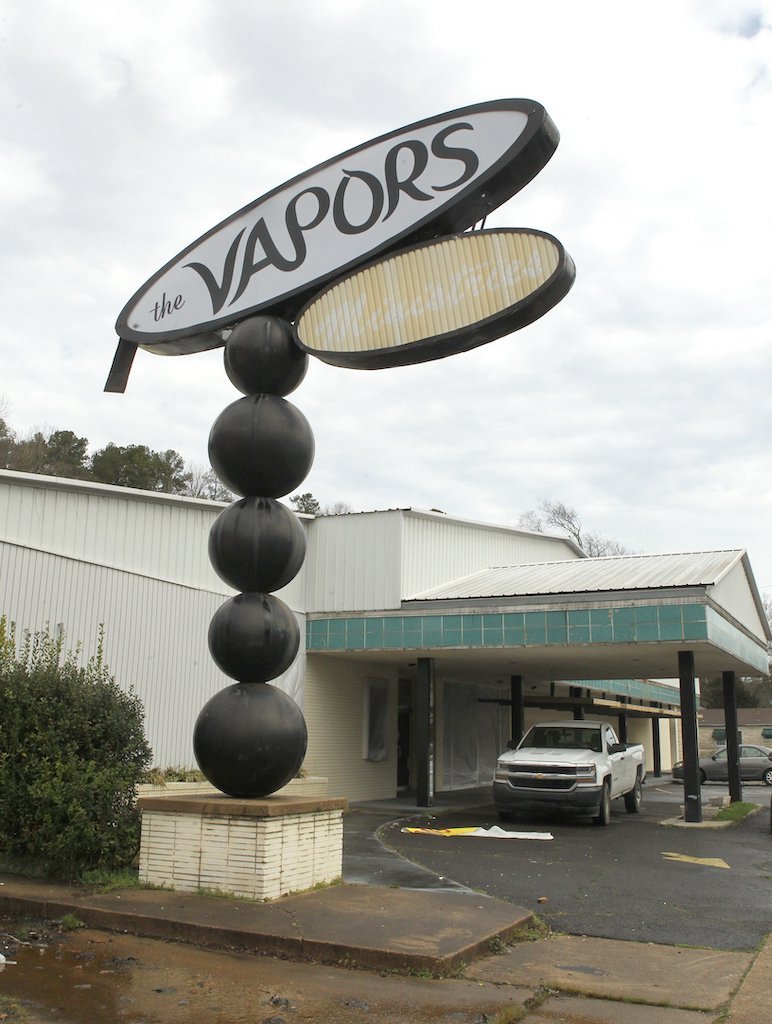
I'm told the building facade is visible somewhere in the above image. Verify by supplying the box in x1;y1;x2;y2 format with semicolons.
2;469;768;802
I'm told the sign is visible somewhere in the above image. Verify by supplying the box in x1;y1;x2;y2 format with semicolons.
114;100;558;354
294;229;575;368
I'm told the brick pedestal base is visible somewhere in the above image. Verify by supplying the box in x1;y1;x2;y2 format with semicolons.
137;793;347;900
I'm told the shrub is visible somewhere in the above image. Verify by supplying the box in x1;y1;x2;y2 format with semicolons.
0;617;152;878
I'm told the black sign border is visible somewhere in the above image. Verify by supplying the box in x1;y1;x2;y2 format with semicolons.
293;227;576;370
116;99;559;349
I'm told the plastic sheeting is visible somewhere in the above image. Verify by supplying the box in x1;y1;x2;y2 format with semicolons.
442;680;509;789
271;650;306;708
364;678;389;761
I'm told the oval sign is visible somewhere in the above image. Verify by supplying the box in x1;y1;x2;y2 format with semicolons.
293;229;575;369
115;99;559;353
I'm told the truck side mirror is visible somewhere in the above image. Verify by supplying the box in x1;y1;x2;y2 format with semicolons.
507;739;518;750
608;742;627;754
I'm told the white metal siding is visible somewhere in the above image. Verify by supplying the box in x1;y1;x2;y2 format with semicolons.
710;562;768;642
302;512;403;612
0;472;229;591
401;512;581;599
0;540;306;768
302;654;398;800
0;472;307;608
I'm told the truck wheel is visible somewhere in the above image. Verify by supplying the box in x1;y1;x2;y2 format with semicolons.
624;771;642;813
594;782;611;826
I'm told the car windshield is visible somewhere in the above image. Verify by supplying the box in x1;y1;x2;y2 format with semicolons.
522;726;602;751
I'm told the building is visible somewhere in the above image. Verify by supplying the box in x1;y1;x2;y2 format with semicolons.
698;707;772;755
2;468;769;803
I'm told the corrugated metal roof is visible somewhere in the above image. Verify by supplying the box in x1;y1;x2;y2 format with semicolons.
406;550;747;600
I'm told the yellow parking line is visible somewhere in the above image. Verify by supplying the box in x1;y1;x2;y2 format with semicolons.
662;852;730;869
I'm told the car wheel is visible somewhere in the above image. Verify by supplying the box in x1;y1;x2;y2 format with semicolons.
594;782;611;826
624;772;642;813
763;767;772;787
699;769;707;784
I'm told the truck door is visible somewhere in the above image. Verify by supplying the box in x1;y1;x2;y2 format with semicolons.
605;725;629;795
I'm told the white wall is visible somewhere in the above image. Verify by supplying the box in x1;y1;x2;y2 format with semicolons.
302;654;399;801
0;470;228;591
401;511;581;598
0;470;307;608
302;511;403;612
0;538;307;768
711;559;769;644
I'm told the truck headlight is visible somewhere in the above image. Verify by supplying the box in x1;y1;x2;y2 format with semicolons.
576;764;597;781
494;761;509;781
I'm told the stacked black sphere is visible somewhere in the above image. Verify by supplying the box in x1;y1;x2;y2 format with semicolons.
193;316;313;798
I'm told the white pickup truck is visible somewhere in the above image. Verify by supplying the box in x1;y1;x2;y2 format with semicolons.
493;720;646;826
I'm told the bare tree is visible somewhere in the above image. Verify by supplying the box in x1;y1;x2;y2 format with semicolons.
518;499;633;557
321;500;353;516
184;464;234;502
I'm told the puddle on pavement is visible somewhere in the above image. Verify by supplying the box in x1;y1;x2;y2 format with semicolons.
0;927;261;1024
0;935;136;1023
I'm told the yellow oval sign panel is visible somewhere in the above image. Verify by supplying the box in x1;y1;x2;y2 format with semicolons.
294;228;574;369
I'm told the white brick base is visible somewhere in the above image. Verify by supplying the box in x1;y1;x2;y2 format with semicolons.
137;794;347;900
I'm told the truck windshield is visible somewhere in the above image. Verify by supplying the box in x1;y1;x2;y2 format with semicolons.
522;726;602;752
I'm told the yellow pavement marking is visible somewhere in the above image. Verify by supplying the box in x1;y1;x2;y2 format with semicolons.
402;827;480;836
662;852;730;869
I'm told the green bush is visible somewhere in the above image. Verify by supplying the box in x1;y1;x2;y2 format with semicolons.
0;617;152;878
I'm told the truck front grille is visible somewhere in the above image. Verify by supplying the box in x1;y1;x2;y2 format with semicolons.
503;764;578;792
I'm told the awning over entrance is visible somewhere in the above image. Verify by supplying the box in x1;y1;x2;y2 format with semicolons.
308;549;770;683
306;549;770;816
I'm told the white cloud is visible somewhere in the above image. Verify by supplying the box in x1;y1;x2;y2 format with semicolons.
2;0;772;592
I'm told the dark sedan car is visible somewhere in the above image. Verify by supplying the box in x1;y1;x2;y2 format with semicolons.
673;744;772;785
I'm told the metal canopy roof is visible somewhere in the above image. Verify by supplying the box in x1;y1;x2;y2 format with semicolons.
406;550;750;601
337;549;770;683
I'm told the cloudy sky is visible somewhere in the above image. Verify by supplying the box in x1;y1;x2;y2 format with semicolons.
3;1;772;589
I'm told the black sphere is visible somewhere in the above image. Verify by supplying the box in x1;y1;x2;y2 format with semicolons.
208;592;300;683
208;394;314;498
209;497;306;593
194;683;308;798
225;316;308;397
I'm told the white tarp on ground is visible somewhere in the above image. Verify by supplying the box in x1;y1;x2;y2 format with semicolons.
402;825;553;840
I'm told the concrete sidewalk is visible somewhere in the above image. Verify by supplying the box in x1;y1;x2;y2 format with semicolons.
1;871;768;1022
0;784;769;1023
0;871;533;974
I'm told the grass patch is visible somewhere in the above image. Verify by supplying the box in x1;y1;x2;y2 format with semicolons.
77;866;144;892
715;801;759;823
507;916;552;943
57;913;85;932
490;987;552;1023
0;861;170;894
141;765;206;785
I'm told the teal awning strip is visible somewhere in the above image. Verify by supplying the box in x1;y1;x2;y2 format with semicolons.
307;603;708;654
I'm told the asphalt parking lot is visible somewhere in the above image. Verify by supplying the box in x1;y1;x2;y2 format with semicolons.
373;778;772;950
